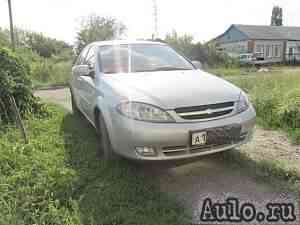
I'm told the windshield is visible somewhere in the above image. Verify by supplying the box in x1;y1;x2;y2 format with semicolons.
98;44;195;74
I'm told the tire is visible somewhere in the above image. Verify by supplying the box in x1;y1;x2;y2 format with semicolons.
71;91;81;116
96;112;115;160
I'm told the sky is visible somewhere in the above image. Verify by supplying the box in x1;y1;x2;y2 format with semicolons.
0;0;299;44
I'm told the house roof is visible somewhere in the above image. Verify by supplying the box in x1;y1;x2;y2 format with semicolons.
233;24;300;41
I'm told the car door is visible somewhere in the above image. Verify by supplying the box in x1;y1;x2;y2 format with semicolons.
72;46;91;113
79;45;97;120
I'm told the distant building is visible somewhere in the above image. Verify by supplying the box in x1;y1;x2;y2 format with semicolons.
213;24;300;63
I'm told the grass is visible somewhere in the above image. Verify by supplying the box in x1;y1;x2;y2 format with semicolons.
207;66;257;77
219;68;300;201
225;71;300;144
208;65;300;78
32;60;72;89
0;105;188;225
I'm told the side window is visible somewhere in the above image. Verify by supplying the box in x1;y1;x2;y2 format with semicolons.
76;46;90;65
85;46;97;68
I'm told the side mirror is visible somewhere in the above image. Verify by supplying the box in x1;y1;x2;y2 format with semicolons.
80;65;95;78
192;60;202;69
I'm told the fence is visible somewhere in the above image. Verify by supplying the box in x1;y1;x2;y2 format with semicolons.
285;53;300;65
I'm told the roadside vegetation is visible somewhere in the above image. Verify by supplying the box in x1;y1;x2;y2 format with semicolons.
163;30;237;68
0;105;188;225
0;47;46;124
0;28;74;88
207;66;256;77
207;64;300;77
227;71;300;143
219;69;300;202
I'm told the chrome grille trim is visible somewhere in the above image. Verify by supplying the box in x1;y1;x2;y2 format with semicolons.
178;106;234;117
162;146;187;156
175;102;235;120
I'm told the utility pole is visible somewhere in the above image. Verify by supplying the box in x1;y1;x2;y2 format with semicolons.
8;0;15;50
7;0;28;143
152;0;158;39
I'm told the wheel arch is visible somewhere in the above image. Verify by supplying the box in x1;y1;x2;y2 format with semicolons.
93;98;114;144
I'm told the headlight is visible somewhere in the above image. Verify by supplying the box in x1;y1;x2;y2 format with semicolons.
116;102;175;123
236;92;250;114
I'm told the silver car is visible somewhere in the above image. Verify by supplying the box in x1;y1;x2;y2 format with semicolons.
70;40;256;161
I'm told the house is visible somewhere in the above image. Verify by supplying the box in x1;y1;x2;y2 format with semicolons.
213;24;300;63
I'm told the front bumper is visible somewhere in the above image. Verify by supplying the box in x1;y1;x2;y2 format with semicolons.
108;106;256;161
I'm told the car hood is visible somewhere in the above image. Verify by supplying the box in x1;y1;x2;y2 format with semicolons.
103;70;241;109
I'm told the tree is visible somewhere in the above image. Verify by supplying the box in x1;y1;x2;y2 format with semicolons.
75;15;126;55
164;30;236;67
0;26;72;58
16;29;71;58
164;30;194;56
0;28;10;47
271;6;283;26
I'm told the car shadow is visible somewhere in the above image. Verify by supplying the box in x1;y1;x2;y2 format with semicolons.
59;113;186;224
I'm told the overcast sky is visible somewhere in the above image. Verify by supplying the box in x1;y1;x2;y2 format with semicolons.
0;0;299;44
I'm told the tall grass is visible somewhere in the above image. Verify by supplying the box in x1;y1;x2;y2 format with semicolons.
31;59;72;88
0;105;188;225
16;47;73;88
227;72;300;143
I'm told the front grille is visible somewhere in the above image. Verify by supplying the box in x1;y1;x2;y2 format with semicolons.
175;102;235;120
203;124;241;146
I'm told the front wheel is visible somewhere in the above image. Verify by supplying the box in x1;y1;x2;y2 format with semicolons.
96;113;116;160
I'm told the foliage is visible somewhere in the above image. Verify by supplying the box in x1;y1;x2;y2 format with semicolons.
165;30;194;57
31;59;72;88
11;40;74;88
0;27;72;58
164;30;237;67
190;43;237;68
271;6;283;26
75;14;126;55
207;66;253;77
0;26;74;88
0;28;10;47
228;71;300;143
0;105;188;224
14;28;72;58
0;47;45;123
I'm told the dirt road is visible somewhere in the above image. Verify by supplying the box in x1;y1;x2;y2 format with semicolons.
35;88;299;224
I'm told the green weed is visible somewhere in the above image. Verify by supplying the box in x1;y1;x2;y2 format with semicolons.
0;105;188;225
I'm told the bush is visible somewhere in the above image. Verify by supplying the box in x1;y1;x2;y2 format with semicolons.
31;59;72;87
0;47;45;123
279;88;300;129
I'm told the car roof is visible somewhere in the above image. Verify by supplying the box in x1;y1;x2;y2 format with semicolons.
92;40;166;47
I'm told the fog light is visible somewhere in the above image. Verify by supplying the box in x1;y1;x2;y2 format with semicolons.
135;147;157;157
